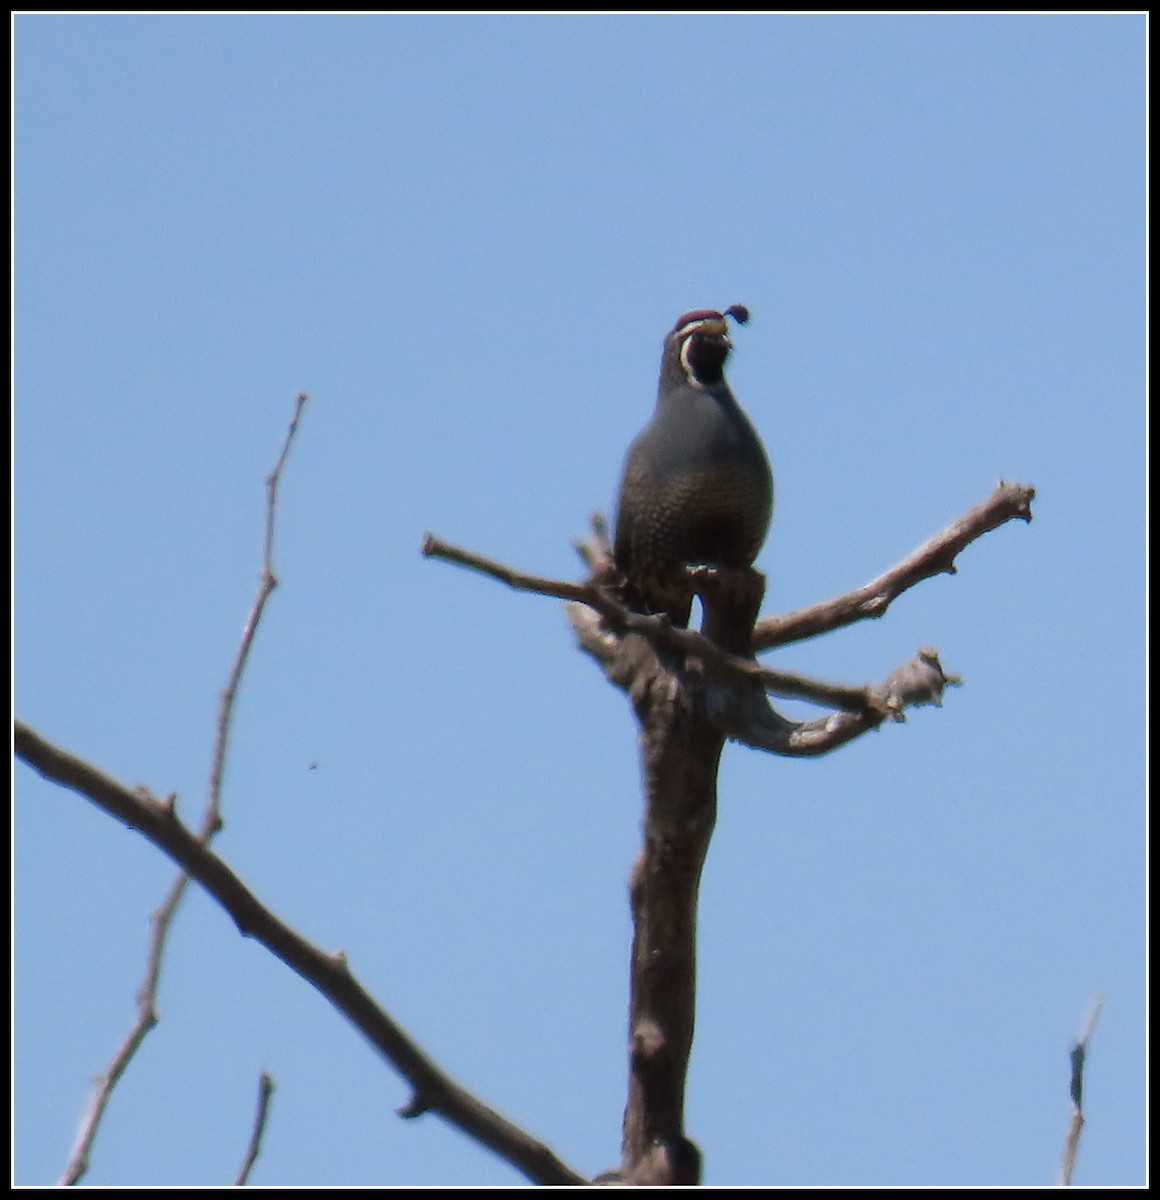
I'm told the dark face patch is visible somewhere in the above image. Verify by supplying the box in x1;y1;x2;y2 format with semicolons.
680;324;731;385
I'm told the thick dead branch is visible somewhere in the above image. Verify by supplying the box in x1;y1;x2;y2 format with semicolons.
617;681;720;1183
14;722;586;1188
713;644;962;754
569;604;957;752
752;480;1035;650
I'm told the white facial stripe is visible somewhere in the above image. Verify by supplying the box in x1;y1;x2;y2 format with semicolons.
679;336;705;387
676;318;710;340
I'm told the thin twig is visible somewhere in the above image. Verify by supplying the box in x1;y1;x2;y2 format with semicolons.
57;393;309;1186
421;532;603;607
1059;993;1104;1186
208;390;309;826
235;1072;276;1186
14;722;587;1187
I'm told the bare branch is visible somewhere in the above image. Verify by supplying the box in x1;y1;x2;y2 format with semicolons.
568;482;1033;658
752;481;1035;650
426;535;882;716
567;601;952;754
427;479;1028;713
713;645;962;754
235;1072;275;1186
14;722;588;1188
566;531;963;759
422;532;598;606
208;390;309;825
58;393;309;1185
57;1000;156;1186
1059;993;1104;1186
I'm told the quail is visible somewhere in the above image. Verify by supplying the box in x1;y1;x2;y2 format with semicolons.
613;305;773;628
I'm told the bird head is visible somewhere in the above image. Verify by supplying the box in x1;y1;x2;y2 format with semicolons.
667;304;749;387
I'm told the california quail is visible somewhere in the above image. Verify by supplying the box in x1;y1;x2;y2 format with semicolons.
613;305;773;628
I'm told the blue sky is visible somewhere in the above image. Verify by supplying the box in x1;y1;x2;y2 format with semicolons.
14;13;1145;1187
